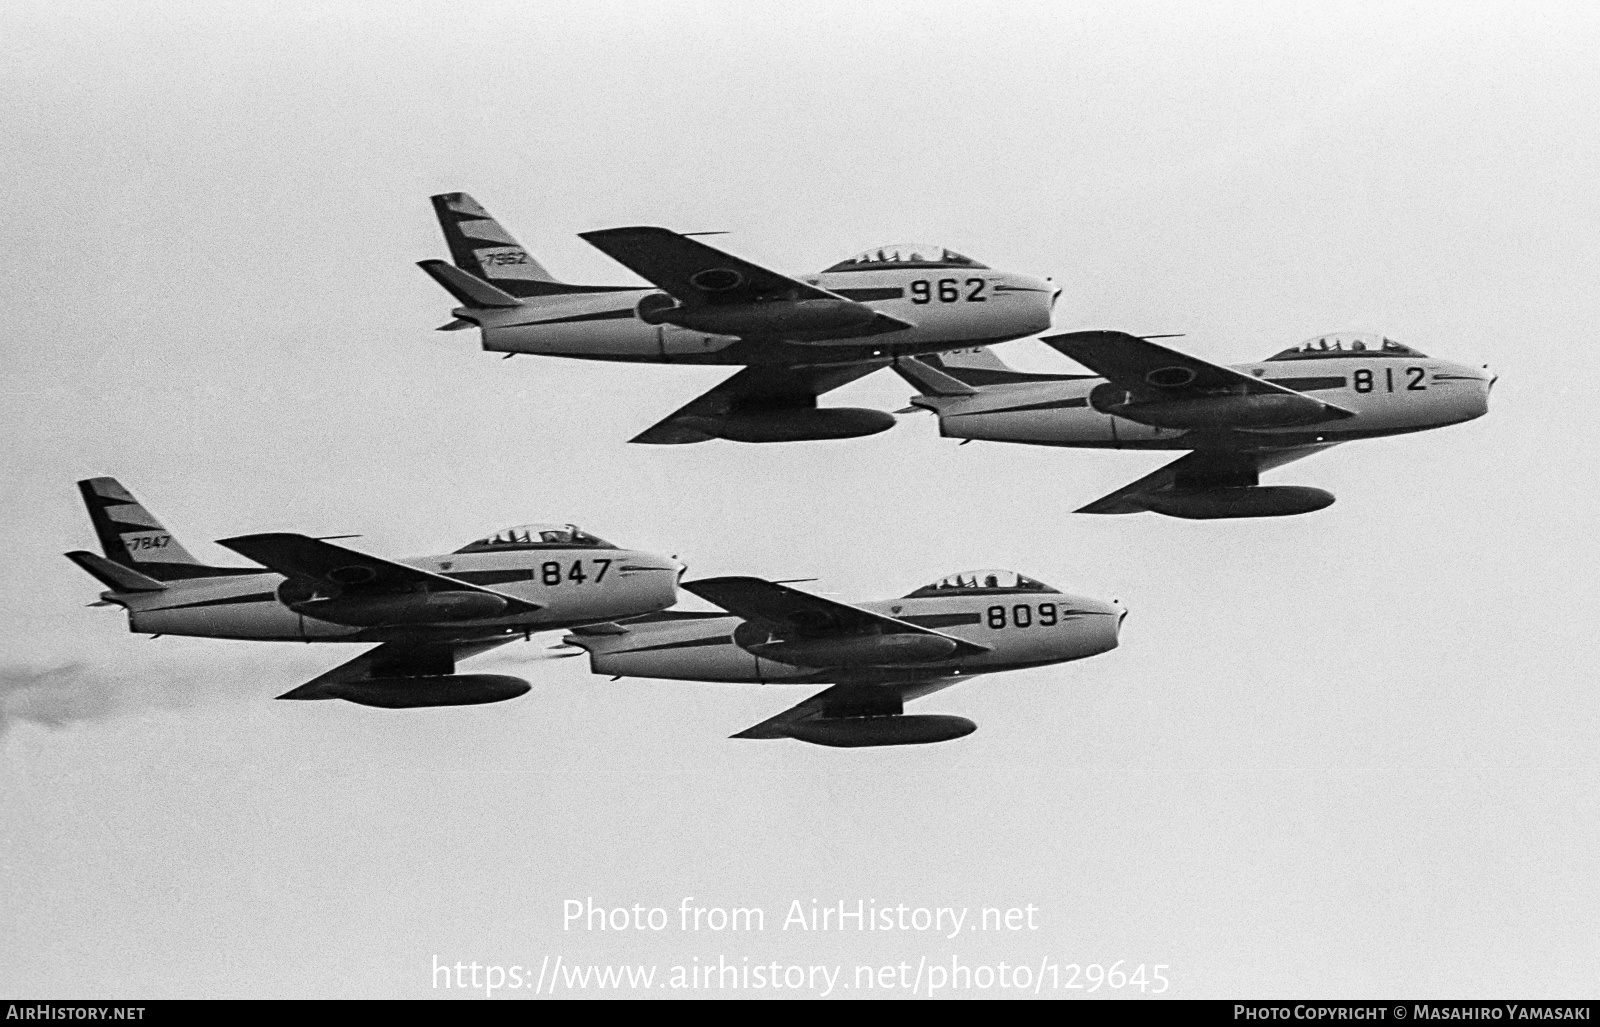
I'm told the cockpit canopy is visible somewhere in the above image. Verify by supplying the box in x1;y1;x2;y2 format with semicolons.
454;523;617;553
903;570;1060;598
1267;333;1428;361
823;243;989;273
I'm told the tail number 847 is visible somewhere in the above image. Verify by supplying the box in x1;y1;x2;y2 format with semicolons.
541;559;611;586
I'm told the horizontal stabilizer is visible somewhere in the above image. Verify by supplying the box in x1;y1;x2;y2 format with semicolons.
892;357;978;397
417;260;524;309
64;550;168;592
566;621;628;636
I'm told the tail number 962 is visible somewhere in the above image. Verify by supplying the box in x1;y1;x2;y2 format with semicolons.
987;602;1060;629
911;278;987;304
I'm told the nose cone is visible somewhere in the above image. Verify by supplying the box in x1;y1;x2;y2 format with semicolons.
1433;361;1494;424
1014;273;1057;333
1071;597;1123;657
1473;364;1496;419
1106;600;1126;653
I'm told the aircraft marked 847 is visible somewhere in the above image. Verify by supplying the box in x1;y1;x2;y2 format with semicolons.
66;478;682;707
563;571;1123;747
896;331;1495;518
419;193;1057;445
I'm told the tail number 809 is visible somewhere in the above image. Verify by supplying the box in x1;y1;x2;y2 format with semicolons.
987;602;1060;629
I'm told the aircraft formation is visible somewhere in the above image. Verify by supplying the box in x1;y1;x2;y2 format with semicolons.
65;193;1494;746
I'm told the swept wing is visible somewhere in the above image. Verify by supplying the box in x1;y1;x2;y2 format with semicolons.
682;576;990;657
276;639;516;700
579;226;913;338
1076;445;1335;514
216;533;542;614
1044;331;1357;418
731;677;966;740
629;363;887;444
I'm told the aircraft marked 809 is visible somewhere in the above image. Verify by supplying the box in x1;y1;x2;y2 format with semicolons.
65;477;682;708
562;571;1123;747
419;192;1057;445
67;479;1121;746
896;331;1495;519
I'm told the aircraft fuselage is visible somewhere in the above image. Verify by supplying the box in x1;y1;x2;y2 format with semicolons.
921;353;1493;450
469;266;1057;366
110;547;681;643
573;591;1123;685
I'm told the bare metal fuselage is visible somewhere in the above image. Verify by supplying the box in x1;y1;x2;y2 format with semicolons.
111;547;681;644
919;354;1493;450
468;266;1056;365
571;591;1123;686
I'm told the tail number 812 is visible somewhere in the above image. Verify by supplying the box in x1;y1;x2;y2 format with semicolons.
911;278;986;304
1353;367;1426;393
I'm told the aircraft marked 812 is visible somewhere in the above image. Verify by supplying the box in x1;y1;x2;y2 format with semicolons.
896;331;1494;518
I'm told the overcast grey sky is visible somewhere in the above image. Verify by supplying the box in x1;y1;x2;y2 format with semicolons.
3;0;1598;998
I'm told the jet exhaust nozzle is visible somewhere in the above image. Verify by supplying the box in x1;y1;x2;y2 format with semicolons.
782;714;977;747
1143;485;1335;519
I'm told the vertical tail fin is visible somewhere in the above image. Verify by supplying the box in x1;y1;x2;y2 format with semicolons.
76;477;224;581
929;346;1021;375
430;192;567;297
920;345;1094;386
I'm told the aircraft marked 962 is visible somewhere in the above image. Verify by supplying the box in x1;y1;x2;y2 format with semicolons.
419;192;1059;445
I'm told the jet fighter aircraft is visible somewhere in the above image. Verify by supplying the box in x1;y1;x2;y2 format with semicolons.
65;477;682;707
562;571;1123;747
419;193;1057;444
896;331;1495;518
